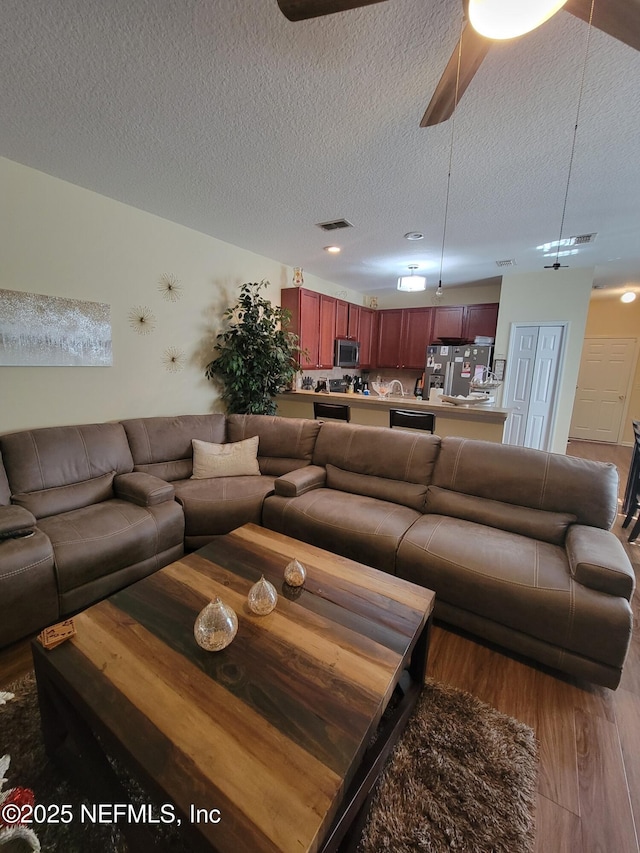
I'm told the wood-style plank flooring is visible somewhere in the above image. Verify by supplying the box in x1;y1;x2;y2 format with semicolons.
1;439;639;852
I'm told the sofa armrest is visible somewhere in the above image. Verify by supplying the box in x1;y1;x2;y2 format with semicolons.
114;472;176;507
566;525;635;600
274;465;326;497
0;505;37;536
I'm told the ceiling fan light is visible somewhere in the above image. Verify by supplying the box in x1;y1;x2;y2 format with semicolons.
468;0;569;40
397;274;427;292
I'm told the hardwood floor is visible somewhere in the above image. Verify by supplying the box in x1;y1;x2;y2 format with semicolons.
1;439;638;852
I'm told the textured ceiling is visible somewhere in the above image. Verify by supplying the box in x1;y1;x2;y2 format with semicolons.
2;0;640;295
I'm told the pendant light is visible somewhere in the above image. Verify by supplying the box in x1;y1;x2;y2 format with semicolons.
468;0;569;40
397;265;427;292
545;0;595;272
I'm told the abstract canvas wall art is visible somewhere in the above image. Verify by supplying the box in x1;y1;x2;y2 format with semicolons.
0;289;112;366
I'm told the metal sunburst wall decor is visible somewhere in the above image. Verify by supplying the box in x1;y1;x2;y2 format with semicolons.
158;273;183;302
162;346;185;373
128;305;156;335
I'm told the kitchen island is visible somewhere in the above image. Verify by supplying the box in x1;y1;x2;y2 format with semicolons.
276;390;511;442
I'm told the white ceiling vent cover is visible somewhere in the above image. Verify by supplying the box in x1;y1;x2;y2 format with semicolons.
496;258;516;267
316;219;354;231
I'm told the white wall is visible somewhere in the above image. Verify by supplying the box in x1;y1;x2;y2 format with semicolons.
0;158;352;433
495;267;594;453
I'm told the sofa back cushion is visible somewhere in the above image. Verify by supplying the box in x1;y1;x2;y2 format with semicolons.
425;485;577;545
0;452;10;506
227;415;322;476
432;436;618;530
0;423;133;519
312;422;440;510
121;414;227;481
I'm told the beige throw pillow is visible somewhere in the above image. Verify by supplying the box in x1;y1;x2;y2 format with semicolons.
191;436;260;479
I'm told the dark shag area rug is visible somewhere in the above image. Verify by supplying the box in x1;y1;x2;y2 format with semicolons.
1;674;537;853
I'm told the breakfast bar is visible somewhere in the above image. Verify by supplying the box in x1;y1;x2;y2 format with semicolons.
276;390;511;442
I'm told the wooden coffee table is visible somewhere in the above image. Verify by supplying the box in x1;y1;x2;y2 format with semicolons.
33;524;435;853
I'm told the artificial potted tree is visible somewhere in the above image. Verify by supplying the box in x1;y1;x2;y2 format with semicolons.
205;280;302;415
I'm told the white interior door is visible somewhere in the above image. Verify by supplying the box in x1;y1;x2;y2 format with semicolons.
569;338;637;442
502;326;538;446
503;324;565;451
524;326;564;450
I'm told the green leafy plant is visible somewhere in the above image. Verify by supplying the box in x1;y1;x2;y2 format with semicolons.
205;280;302;415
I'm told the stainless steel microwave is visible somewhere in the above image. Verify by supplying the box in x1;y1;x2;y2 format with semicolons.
334;338;360;368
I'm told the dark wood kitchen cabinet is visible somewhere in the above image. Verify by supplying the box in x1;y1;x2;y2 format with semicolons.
375;307;432;369
463;303;499;340
335;300;361;340
358;306;376;368
375;309;404;368
281;287;336;369
431;305;465;341
281;288;319;369
318;294;337;368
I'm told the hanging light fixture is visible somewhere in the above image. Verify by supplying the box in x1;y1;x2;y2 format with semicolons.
468;0;569;40
545;0;594;272
397;265;427;292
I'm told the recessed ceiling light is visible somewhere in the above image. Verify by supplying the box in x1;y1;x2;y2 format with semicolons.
404;232;424;241
621;291;637;303
324;246;341;254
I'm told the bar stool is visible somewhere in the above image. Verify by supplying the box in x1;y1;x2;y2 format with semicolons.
313;401;351;422
622;424;640;543
389;409;436;434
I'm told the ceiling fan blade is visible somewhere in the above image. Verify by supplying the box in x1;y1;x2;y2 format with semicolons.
276;0;387;21
420;22;492;127
564;0;640;52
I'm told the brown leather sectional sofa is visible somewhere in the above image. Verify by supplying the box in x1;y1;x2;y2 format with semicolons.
0;414;635;689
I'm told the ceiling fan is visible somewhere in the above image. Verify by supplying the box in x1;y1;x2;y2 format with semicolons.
276;0;640;126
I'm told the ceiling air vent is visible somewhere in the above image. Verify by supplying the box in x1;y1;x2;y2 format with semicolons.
316;218;353;231
496;258;516;268
570;233;597;245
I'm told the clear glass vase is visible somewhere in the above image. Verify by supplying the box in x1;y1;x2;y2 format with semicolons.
194;597;238;651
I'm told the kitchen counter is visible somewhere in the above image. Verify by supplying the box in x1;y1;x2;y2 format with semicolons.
276;390;511;442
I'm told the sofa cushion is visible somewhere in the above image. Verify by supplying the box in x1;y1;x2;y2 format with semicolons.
227;414;321;476
425;485;576;545
326;464;428;512
191;436;260;479
121;414;227;481
11;471;115;520
432;436;618;530
262;489;421;575
312;422;440;486
0;423;134;498
38;499;168;594
396;514;632;669
174;475;276;538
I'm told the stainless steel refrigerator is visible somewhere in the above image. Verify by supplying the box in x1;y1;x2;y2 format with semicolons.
425;344;493;396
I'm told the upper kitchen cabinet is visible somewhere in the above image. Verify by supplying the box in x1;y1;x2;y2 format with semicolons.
358;307;376;368
376;307;432;369
318;294;337;369
431;303;499;343
463;303;499;340
431;306;465;341
335;300;361;340
281;287;320;369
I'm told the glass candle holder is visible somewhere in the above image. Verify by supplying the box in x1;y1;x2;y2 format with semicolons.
284;558;306;588
247;575;278;616
194;597;238;652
